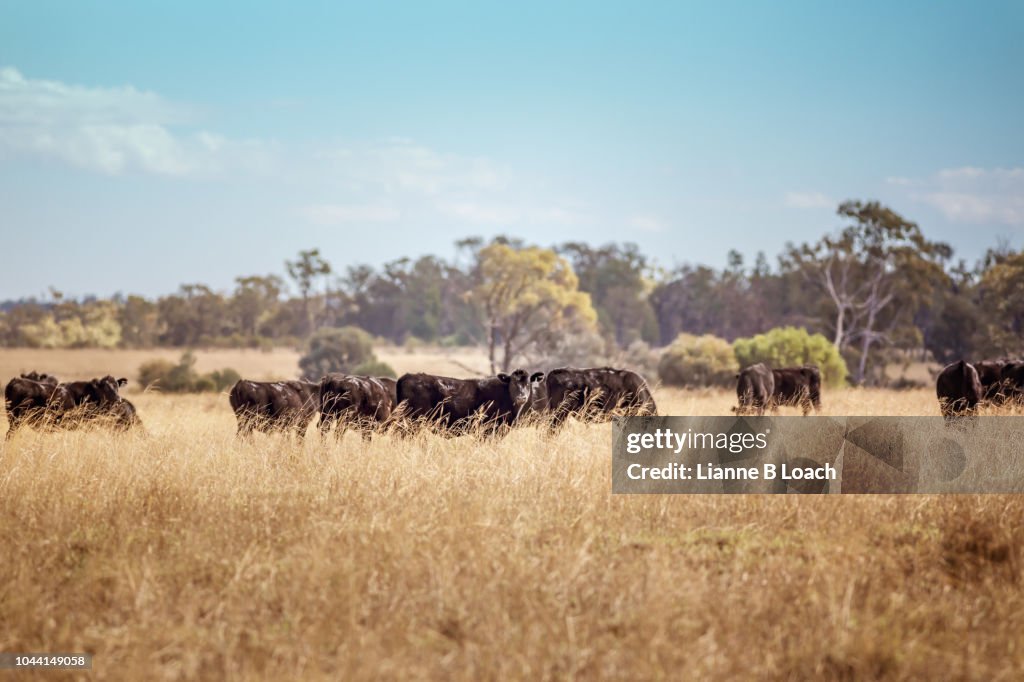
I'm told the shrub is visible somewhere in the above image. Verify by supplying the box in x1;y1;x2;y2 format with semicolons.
299;326;378;380
732;326;848;387
527;326;609;371
208;368;243;391
352;360;398;378
138;359;177;390
137;351;241;393
657;334;737;387
617;340;661;381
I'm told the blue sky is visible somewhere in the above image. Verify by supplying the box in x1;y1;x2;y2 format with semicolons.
1;1;1022;299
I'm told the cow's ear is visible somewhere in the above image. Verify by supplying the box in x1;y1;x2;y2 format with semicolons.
497;373;510;383
117;377;128;387
530;372;545;383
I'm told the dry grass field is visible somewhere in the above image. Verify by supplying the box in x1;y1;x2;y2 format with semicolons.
1;350;1023;680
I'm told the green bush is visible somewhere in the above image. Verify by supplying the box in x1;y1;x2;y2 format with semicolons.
352;360;398;378
732;326;848;387
138;351;241;392
657;334;738;387
299;326;378;380
208;368;243;391
138;358;177;390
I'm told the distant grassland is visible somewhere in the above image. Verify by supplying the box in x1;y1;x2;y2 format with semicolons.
1;349;1022;679
0;346;494;384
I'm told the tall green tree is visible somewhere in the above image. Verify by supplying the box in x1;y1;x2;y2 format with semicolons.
468;242;597;373
286;248;332;337
232;275;283;337
783;201;950;384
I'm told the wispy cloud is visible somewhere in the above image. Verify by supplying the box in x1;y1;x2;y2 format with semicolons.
783;191;834;209
896;167;1024;226
317;138;508;197
1;67;593;234
0;66;273;176
884;176;916;187
300;204;402;225
628;214;666;232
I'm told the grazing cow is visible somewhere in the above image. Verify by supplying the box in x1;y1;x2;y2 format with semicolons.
49;376;129;426
396;369;545;435
545;367;657;428
936;360;984;418
4;372;61;438
999;361;1024;402
770;365;822;415
734;363;775;416
229;379;320;437
53;375;127;406
318;374;398;440
975;360;1008;403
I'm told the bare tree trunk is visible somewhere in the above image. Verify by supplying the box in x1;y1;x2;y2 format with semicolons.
502;334;513;373
303;292;313;337
857;334;872;385
488;319;497;375
834;306;845;348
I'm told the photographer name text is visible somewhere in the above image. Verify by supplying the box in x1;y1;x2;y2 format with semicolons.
625;461;836;481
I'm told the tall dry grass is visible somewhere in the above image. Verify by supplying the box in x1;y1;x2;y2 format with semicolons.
1;388;1022;680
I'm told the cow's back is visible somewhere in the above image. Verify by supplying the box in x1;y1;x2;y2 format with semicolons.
937;360;983;415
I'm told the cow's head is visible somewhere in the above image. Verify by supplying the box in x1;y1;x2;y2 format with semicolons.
91;375;127;406
21;371;57;386
498;369;545;413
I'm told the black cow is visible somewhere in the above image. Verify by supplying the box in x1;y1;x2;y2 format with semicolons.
50;376;129;426
999;361;1024;403
545;367;657;428
4;372;61;438
936;360;983;418
396;369;544;435
229;379;320;437
975;360;1008;404
734;363;774;416
770;365;822;415
318;374;398;440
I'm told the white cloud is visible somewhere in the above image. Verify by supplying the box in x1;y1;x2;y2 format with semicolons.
783;191;834;209
0;66;273;176
318;138;509;197
437;201;519;224
0;67;593;231
885;176;916;187
900;167;1024;226
628;214;666;232
301;204;402;225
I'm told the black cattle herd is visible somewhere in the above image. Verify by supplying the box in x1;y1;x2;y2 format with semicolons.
5;357;1014;439
3;366;658;440
935;358;1024;418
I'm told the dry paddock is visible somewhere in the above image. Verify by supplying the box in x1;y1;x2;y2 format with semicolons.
1;382;1023;679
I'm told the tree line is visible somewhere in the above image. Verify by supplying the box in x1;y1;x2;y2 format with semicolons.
1;199;1020;385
